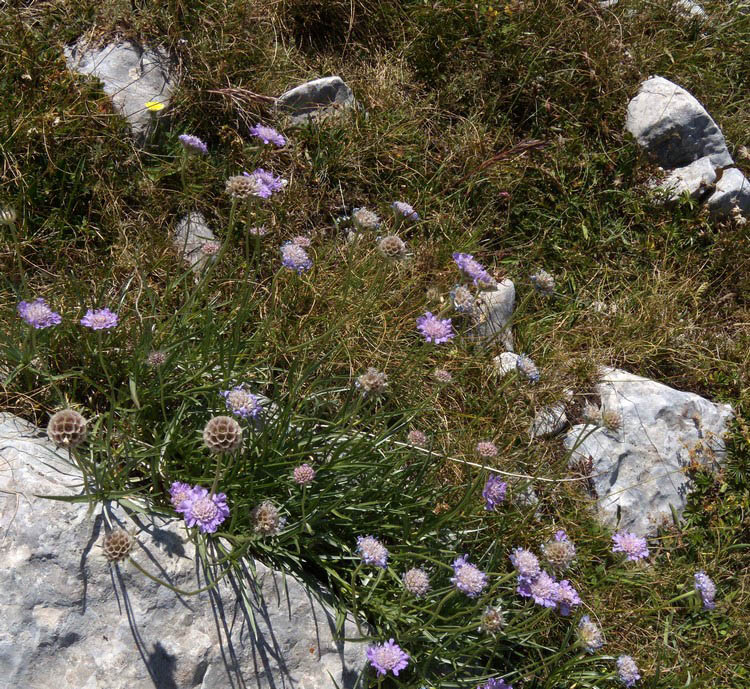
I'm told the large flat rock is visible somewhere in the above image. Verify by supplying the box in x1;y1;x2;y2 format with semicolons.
0;414;367;689
276;77;357;126
564;368;733;536
467;280;515;350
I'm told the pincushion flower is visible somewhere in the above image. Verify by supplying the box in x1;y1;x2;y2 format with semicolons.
221;384;263;419
612;531;649;562
451;555;487;598
366;639;409;677
293;463;316;486
391;201;419;222
542;530;576;571
577;615;605;653
178;134;208;155
402;568;431;597
616;655;641;687
517;570;558;608
357;535;388;568
169;481;194;512
554;579;581;616
249;123;286;147
452;252;495;287
416;312;455;344
694;571;716;610
247;168;287;198
181;486;230;534
80;308;118;330
510;548;540;581
478;679;513;689
482;475;507;511
281;241;313;273
17;298;62;329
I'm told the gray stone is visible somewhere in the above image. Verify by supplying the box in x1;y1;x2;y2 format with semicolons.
563;368;733;536
530;402;568;439
65;41;174;144
625;76;733;169
493;351;519;376
277;77;357;126
706;167;750;216
656;155;717;201
468;280;515;350
174;212;218;274
0;414;367;689
674;0;706;19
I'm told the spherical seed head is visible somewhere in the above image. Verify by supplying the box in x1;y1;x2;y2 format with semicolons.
351;207;381;231
407;430;427;448
355;367;388;398
366;639;409;677
480;605;506;633
225;174;263;199
476;441;498;458
582;403;601;424
0;207;17;225
402;567;431;597
293;463;316;486
530;269;556;296
541;531;576;571
577;615;605;653
451;555;488;597
616;655;641;688
203;415;243;453
252;500;286;536
357;535;389;568
601;408;622;431
612;531;649;562
450;284;475;313
47;409;87;448
377;234;407;259
433;368;453;384
147;350;167;367
102;528;135;562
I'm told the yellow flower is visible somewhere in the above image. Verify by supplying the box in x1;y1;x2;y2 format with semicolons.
144;101;165;112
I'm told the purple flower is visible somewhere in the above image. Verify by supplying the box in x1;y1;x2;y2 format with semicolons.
416;311;455;344
178;134;208;155
476;441;498;458
694;571;716;610
452;252;496;287
391;201;419;222
451;555;488;598
357;535;388;568
281;241;313;273
249;123;286;148
612;531;649;562
169;481;194;512
555;579;581;616
80;308;118;330
616;655;641;687
293;463;316;486
244;168;287;199
402;567;431;597
17;298;62;329
482;475;507;511
516;354;539;383
510;547;540;581
181;485;230;534
221;384;263;419
478;680;513;689
517;570;558;608
366;639;409;677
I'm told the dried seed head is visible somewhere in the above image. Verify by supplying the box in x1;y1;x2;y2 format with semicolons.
351;207;381;231
225;174;263;199
0;207;17;225
203;415;243;453
377;235;407;259
47;409;87;448
102;529;135;562
581;403;601;425
147;350;167;367
480;605;506;634
251;500;286;536
355;368;388;398
601;409;622;431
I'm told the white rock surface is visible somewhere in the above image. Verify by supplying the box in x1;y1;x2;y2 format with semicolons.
706;167;750;215
0;414;367;689
563;368;733;536
530;402;569;439
469;280;515;350
65;41;174;144
277;77;356;126
174;212;218;274
626;76;733;169
674;0;706;19
656;155;717;201
493;351;519;376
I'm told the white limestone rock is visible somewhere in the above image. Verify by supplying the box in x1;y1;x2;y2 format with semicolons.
469;280;516;350
277;76;357;126
174;212;218;274
626;76;733;169
656;155;717;201
530;402;568;439
563;368;733;536
706;167;750;216
493;351;519;376
0;414;368;689
65;40;174;145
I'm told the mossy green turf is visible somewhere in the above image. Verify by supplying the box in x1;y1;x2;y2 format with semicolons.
1;0;749;686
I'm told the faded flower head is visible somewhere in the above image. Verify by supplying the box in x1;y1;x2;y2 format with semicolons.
203;415;243;453
612;531;649;562
694;570;716;610
479;605;506;634
102;529;135;563
221;384;263;419
433;368;453;384
577;615;604;653
530;269;555;296
542;530;576;571
555;579;581;616
252;500;286;536
0;207;17;225
200;241;221;256
47;409;87;448
517;570;558;608
225;174;264;199
357;535;389;568
356;367;388;398
293;463;316;486
510;547;541;581
377;234;408;260
450;284;475;313
407;430;428;448
616;655;641;687
17;298;62;329
147;350;167;367
477;679;513;689
391;201;419;222
248;225;269;236
249;123;286;147
291;235;312;248
402;567;431;597
416;312;455;344
516;354;539;383
601;408;622;431
482;475;507;511
451;555;488;598
178;134;208;155
183;486;230;534
582;403;601;425
169;481;194;511
80;308;118;330
281;241;313;274
476;441;498;458
351;207;381;231
366;639;409;677
452;252;496;287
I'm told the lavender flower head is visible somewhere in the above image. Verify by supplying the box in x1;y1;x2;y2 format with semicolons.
510;547;541;581
293;463;316;486
577;615;604;653
281;241;313;273
178;134;208;155
402;567;431;597
169;481;194;512
482;475;507;511
291;235;312;248
616;655;641;687
612;531;649;562
452;252;496;287
517;570;558;608
516;354;539;383
391;201;419;222
416;312;455;344
694;571;716;610
366;639;409;677
80;308;118;330
249;123;286;147
451;555;488;598
450;284;475;313
351;207;381;231
476;441;498;458
17;298;62;329
181;485;230;534
244;168;287;199
478;680;513;689
555;579;581;616
357;535;388;568
221;384;263;419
